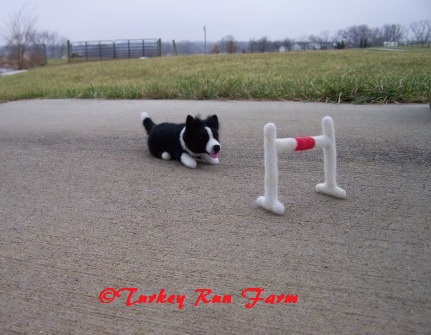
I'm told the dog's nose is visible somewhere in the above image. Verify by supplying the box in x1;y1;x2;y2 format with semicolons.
213;144;220;153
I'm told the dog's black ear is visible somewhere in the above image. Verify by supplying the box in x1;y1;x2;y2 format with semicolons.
206;115;219;129
186;115;195;128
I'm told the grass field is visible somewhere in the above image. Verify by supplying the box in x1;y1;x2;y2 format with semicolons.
0;49;430;103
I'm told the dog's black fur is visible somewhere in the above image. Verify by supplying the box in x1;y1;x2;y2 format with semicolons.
141;112;221;168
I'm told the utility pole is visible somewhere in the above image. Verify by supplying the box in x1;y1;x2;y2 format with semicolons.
203;25;207;55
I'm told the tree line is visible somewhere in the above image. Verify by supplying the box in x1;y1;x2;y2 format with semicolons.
166;20;431;55
1;4;430;69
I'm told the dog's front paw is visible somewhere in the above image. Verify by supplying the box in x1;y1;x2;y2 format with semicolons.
181;153;197;168
201;153;220;165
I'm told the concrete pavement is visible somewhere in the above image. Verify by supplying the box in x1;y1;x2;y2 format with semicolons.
0;100;430;334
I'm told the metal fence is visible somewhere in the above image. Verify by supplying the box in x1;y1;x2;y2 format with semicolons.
67;39;161;61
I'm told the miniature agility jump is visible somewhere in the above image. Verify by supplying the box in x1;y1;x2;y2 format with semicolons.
256;116;346;215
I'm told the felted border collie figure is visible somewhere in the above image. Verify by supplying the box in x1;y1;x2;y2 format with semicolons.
141;112;221;168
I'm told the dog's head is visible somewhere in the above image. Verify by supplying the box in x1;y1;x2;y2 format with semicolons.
182;115;220;158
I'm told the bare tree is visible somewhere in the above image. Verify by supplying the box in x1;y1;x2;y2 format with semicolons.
226;40;237;54
249;38;257;53
255;37;269;52
320;30;331;43
308;35;322;43
2;5;39;69
35;31;67;58
338;24;373;47
381;24;407;43
248;36;272;52
220;35;237;54
370;27;384;46
281;38;294;51
410;20;431;46
211;44;221;54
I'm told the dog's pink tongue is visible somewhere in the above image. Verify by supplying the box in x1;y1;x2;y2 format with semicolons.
210;152;219;159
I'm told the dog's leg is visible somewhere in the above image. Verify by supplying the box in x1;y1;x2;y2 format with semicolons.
180;152;197;168
200;153;219;165
161;152;171;160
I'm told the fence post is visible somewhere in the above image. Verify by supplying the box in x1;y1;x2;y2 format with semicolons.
67;40;71;62
42;44;47;65
158;39;162;57
173;40;178;56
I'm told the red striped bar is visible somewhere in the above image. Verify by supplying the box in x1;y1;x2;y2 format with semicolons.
295;137;316;151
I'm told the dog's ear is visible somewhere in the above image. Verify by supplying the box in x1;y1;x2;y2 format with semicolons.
186;115;195;128
206;115;219;129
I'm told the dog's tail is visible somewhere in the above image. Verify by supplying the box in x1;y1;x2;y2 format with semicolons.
141;112;155;134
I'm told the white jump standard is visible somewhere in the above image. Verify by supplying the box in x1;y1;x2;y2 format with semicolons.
256;116;346;215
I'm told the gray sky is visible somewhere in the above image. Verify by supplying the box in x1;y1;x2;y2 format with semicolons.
1;0;430;44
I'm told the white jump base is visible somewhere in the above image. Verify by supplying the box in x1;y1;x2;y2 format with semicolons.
257;116;346;215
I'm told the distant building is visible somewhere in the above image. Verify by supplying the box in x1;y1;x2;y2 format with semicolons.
384;41;399;48
291;43;302;51
308;42;321;50
280;42;334;52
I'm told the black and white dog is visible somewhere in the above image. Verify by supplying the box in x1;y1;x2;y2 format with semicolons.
141;112;221;168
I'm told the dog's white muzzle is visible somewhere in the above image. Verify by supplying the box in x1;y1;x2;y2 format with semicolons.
205;127;221;159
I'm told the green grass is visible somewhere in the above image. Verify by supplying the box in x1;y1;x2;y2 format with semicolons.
0;49;430;103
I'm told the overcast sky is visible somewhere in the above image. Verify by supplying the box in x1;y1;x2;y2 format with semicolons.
1;0;430;44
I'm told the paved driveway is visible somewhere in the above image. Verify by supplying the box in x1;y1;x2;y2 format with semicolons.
1;100;430;334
